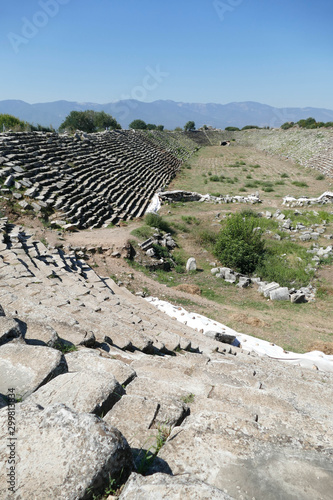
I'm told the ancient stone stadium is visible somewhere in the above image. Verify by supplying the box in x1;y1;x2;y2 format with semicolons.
0;128;332;500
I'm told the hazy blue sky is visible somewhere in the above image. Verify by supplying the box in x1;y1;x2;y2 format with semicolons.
1;0;333;108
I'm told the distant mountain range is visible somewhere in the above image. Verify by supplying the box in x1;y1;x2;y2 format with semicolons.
1;99;333;130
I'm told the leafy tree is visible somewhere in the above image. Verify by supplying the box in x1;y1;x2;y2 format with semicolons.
297;117;316;128
146;123;157;130
59;110;121;133
93;111;121;130
129;119;147;130
0;114;26;131
0;114;54;132
214;211;265;274
281;122;294;130
59;111;95;132
156;125;164;131
225;126;240;131
184;121;196;131
241;125;260;130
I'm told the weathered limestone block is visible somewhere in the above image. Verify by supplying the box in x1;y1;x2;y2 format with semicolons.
0;317;24;346
260;282;280;297
0;403;133;499
119;472;232;499
269;287;289;301
0;344;67;399
65;349;136;386
27;370;124;417
186;257;196;272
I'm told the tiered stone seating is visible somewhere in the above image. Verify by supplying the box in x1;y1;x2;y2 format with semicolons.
0;220;206;354
0;129;184;227
232;127;333;177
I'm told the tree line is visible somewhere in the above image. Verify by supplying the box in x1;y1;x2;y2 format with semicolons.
0;112;199;134
281;117;333;129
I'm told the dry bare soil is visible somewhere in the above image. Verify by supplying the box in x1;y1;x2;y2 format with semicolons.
27;144;333;354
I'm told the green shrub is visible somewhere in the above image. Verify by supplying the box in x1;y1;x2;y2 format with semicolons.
316;174;325;180
245;181;260;188
214;213;265;274
196;229;218;247
257;246;314;287
291;181;309;188
280;173;289;178
181;215;200;225
145;213;173;233
242;125;260;130
152;244;170;259
131;225;154;239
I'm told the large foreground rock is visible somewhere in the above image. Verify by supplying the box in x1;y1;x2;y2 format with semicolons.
0;344;67;399
0;403;133;499
119;472;232;499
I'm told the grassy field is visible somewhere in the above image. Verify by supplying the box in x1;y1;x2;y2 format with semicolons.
129;143;333;354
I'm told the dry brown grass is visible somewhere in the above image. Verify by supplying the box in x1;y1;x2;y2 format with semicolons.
229;313;267;328
173;284;201;295
307;341;333;355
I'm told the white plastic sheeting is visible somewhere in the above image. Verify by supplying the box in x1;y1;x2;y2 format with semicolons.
146;297;333;372
146;193;161;214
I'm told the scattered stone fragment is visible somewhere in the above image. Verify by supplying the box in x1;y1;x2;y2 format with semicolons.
290;293;307;304
186;257;197;272
205;331;236;344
